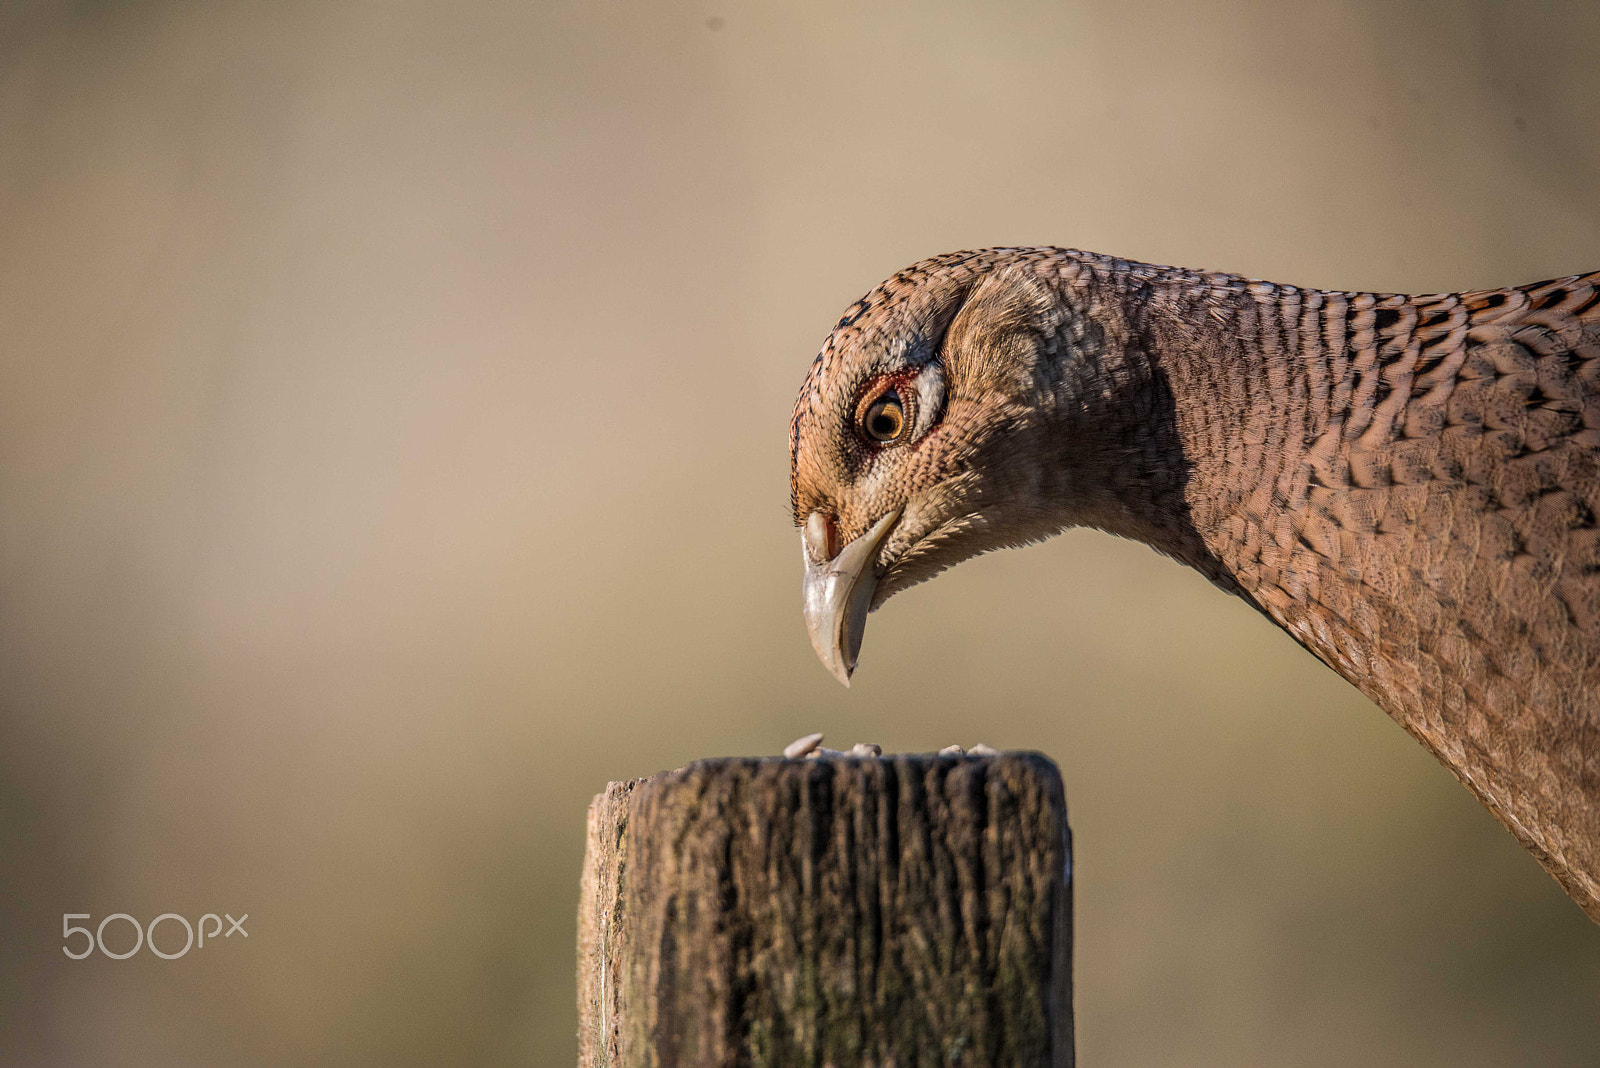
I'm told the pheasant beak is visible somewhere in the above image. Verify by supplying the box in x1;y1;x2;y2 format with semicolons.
801;508;902;686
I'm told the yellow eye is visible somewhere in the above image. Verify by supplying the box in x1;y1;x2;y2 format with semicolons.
862;392;906;443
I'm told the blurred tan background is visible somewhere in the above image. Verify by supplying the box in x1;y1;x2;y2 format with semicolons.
1;1;1597;1064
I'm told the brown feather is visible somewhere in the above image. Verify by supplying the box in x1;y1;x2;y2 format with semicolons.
791;248;1600;922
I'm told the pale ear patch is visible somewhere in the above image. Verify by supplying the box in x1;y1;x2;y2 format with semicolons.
910;359;946;441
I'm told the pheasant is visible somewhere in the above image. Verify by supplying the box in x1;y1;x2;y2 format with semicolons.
789;248;1600;923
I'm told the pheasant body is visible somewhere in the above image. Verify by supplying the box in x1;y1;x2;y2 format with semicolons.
790;248;1600;921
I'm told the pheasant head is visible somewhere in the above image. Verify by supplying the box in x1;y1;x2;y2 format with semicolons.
789;249;1161;684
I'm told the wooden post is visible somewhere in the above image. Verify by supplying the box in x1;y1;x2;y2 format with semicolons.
577;751;1073;1067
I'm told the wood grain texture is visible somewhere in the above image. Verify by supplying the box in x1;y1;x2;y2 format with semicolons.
577;753;1073;1068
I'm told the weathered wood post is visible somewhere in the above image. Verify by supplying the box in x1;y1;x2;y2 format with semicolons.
577;750;1073;1067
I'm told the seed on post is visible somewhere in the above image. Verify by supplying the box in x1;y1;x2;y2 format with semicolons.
783;732;824;759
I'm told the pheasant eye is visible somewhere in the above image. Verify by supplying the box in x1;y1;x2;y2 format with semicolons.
862;392;906;443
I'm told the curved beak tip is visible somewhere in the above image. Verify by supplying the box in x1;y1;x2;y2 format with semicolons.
801;508;901;687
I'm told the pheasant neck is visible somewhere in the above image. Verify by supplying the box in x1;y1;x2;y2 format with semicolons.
1092;267;1600;922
